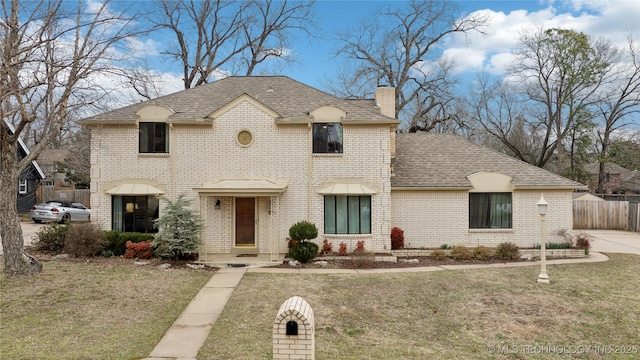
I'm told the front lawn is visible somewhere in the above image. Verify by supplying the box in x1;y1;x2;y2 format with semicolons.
0;257;211;359
200;253;640;359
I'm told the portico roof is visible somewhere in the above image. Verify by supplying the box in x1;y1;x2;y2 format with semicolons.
194;178;288;196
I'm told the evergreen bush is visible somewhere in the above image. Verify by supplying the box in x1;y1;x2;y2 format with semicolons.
288;221;318;241
152;194;204;260
289;241;319;263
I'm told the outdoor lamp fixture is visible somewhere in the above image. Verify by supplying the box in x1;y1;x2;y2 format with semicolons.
537;194;550;284
215;199;221;210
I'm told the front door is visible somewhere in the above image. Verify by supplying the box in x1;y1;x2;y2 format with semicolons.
235;197;256;246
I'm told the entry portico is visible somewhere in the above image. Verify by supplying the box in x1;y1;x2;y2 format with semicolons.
194;178;287;262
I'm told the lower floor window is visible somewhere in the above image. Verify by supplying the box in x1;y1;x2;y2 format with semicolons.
112;195;159;233
324;195;371;234
469;193;512;229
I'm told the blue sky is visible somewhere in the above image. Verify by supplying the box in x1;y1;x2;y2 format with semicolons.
278;0;640;90
118;0;640;99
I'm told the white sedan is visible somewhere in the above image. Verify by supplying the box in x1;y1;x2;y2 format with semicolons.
30;201;91;224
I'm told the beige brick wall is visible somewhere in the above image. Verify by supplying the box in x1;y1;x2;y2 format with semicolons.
391;190;573;248
90;100;392;253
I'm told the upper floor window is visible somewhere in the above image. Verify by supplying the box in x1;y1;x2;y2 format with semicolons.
18;179;27;194
139;122;168;153
469;193;512;229
313;123;343;153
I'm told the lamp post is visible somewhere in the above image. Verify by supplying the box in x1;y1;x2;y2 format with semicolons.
537;194;550;284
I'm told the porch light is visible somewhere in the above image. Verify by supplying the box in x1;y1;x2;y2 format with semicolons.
215;199;221;210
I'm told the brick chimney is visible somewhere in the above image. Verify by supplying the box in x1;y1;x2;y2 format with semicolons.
375;86;397;158
375;86;396;118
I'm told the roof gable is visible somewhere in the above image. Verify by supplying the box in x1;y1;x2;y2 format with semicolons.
3;120;45;179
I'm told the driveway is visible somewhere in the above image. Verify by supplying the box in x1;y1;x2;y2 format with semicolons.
0;221;46;256
575;229;640;255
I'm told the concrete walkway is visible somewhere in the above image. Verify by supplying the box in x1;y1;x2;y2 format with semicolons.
143;267;247;360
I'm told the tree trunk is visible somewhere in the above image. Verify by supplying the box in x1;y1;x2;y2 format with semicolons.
1;167;42;275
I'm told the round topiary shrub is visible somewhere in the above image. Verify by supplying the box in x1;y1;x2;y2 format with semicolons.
496;242;520;260
450;245;472;260
289;241;319;263
288;221;318;241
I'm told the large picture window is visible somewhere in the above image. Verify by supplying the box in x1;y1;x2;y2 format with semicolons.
324;195;371;234
112;195;159;233
313;123;343;153
139;122;168;153
469;193;512;229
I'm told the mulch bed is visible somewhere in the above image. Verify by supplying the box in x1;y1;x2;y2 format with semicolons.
28;250;218;272
270;256;533;269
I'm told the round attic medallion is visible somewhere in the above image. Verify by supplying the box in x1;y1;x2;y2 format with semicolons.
237;130;253;146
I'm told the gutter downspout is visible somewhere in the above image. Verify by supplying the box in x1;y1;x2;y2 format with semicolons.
308;122;312;221
169;123;176;200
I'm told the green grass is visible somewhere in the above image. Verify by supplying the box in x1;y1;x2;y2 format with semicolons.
0;257;211;360
199;254;640;359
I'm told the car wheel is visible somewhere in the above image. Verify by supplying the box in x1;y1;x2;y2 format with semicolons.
60;213;71;224
33;219;42;224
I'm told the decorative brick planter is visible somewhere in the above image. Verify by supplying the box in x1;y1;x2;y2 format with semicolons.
273;296;315;360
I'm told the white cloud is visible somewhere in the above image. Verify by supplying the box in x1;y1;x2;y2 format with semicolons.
444;1;640;75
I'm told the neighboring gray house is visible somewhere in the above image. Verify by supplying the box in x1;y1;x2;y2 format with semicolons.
3;121;46;213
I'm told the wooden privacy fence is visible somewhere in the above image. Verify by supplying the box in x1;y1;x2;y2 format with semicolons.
573;201;640;232
37;186;91;208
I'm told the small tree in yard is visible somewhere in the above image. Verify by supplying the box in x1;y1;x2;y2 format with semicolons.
152;195;204;260
288;221;319;263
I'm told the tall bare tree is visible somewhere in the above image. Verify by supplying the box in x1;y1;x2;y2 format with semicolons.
1;0;144;275
153;0;315;89
327;0;487;130
593;34;640;192
508;28;614;172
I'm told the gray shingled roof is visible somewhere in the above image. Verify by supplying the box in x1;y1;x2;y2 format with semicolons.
392;133;585;189
81;76;396;124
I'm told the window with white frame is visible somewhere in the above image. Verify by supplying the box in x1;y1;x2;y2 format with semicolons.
18;179;28;194
324;195;371;234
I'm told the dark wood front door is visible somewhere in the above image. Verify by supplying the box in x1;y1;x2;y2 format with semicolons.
235;198;255;246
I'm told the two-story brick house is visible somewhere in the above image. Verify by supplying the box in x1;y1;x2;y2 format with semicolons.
82;76;583;259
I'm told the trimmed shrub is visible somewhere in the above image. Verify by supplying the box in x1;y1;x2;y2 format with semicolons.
288;221;318;242
390;227;404;250
354;240;366;253
450;245;473;261
496;242;520;260
440;244;452;250
64;222;104;257
352;251;375;269
124;240;154;259
289;241;319;263
575;233;591;254
34;223;69;254
534;242;571;249
473;245;494;260
320;239;333;255
102;231;154;256
338;242;348;256
430;249;447;260
152;194;204;260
